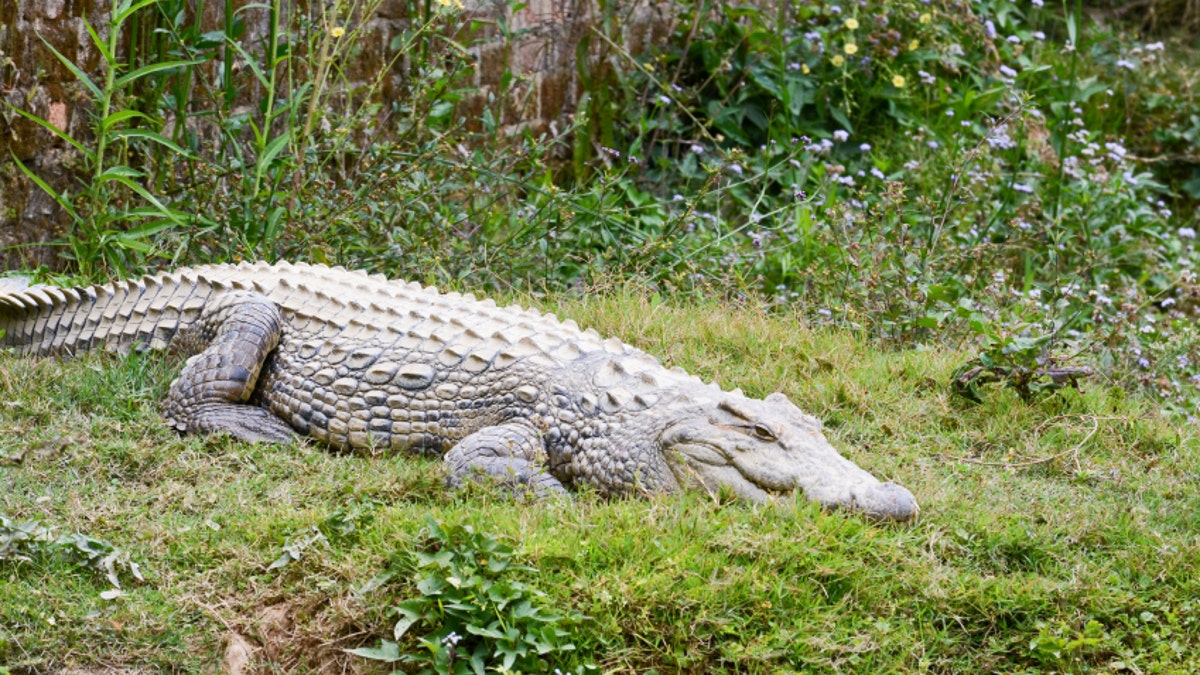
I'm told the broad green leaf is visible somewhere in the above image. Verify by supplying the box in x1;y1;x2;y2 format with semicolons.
4;105;92;160
114;59;207;88
254;131;291;185
37;34;101;98
345;640;402;662
100;109;148;133
115;0;169;25
113;128;194;157
9;150;83;226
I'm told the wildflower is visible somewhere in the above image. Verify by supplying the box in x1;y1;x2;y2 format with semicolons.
892;74;906;87
1146;41;1165;51
844;18;859;29
1033;31;1046;40
927;140;939;149
984;20;996;38
658;95;671;104
860;143;871;151
1032;0;1044;5
909;39;920;51
1179;227;1196;239
831;54;845;67
802;63;811;74
689;143;704;154
330;26;345;38
1007;35;1020;44
844;43;858;55
817;308;832;317
787;62;801;71
729;163;743;176
435;0;464;8
1012;183;1033;193
833;129;849;142
1163;297;1178;307
945;109;954;116
999;64;1018;78
1116;59;1136;70
870;167;885;179
830;4;842;13
919;12;932;23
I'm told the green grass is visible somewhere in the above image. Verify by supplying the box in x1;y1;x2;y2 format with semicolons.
1;295;1196;673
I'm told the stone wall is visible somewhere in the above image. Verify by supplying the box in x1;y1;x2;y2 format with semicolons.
0;0;676;270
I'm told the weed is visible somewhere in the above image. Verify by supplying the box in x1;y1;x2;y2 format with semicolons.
350;518;594;674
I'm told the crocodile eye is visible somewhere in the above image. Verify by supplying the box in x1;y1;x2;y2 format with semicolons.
752;423;777;441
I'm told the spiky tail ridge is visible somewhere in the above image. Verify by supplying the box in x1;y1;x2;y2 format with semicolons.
0;272;212;357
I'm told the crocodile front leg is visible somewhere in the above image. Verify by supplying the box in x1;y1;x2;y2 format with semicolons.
162;291;295;443
444;420;567;497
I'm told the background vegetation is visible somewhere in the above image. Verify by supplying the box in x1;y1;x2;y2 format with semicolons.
2;0;1200;672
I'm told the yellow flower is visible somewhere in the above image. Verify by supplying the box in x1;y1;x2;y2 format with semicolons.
844;18;859;30
831;54;845;67
844;43;858;55
919;12;932;24
801;63;811;74
892;75;906;87
909;39;920;51
330;26;345;38
435;0;464;7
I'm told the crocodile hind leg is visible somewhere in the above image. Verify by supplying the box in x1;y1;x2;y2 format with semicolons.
444;420;567;497
162;291;295;443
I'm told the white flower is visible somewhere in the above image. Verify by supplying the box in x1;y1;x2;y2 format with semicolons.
1179;227;1197;239
1033;31;1046;40
833;129;850;142
1146;41;1164;51
658;95;671;104
859;143;871;151
1013;183;1034;193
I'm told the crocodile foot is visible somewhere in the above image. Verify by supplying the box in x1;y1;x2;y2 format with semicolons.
444;420;567;499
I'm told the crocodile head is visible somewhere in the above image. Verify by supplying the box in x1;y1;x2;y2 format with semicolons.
658;392;918;522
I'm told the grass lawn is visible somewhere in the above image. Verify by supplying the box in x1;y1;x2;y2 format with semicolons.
1;294;1196;673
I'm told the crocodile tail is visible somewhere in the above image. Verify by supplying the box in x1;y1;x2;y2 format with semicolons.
0;271;212;357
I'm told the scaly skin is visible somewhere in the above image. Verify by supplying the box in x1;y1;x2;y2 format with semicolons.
0;261;918;521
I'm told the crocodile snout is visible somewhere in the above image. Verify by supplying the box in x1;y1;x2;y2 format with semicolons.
844;481;919;522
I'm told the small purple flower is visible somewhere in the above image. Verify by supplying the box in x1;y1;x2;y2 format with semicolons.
984;20;996;39
859;143;871;151
834;129;850;142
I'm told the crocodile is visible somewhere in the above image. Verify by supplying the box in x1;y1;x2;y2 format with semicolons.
0;261;918;521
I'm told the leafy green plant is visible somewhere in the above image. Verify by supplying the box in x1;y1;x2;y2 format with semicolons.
5;0;202;278
0;515;145;593
349;518;593;675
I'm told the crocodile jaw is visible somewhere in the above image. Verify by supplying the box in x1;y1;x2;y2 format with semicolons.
659;394;919;522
